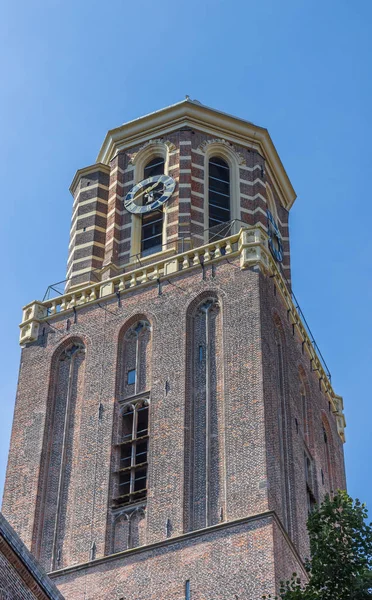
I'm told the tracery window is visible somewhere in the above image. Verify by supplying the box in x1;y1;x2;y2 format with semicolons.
121;319;151;399
208;157;230;239
37;340;86;570
141;157;165;256
114;400;149;507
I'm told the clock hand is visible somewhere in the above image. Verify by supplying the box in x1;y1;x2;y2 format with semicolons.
134;181;160;200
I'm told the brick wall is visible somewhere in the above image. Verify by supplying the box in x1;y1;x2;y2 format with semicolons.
260;274;346;558
3;256;345;597
0;512;64;600
50;516;292;600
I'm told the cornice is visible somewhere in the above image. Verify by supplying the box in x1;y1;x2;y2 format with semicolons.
96;100;296;209
48;510;307;580
69;163;111;196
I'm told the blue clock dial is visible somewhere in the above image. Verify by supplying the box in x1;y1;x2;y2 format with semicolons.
124;174;176;214
267;210;283;263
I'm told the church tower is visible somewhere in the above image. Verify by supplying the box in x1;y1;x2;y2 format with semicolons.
3;99;346;599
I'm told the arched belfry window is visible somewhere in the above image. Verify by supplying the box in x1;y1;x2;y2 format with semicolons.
208;157;230;239
141;157;165;256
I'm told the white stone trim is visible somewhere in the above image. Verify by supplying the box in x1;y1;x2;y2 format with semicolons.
70;211;107;233
239;178;265;188
106;222;132;233
71;197;108;223
68;225;107;249
66;265;95;277
73;183;109;209
67;253;104;271
108;165;124;179
239;164;263;173
68;240;105;256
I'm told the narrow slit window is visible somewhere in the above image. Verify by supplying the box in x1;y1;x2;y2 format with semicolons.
136;405;149;438
300;390;307;436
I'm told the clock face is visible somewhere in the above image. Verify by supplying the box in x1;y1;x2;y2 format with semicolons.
124;174;176;214
267;210;283;262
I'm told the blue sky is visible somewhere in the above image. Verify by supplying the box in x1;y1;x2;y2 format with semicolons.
0;0;371;512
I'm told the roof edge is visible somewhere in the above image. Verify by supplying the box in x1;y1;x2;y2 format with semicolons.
69;163;111;196
0;512;65;599
96;100;296;209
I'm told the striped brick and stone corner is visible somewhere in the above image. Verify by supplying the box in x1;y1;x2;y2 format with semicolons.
67;163;110;289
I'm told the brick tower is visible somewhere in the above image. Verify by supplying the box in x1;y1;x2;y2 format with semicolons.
3;99;346;600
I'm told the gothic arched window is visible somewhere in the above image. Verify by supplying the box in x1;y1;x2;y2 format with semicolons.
111;318;152;513
208;157;230;239
121;319;151;399
141;157;165;256
184;294;226;532
37;340;86;570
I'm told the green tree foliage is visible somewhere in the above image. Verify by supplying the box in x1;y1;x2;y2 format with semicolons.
264;491;372;600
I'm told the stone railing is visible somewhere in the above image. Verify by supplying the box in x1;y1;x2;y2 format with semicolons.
20;229;244;344
18;225;345;441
